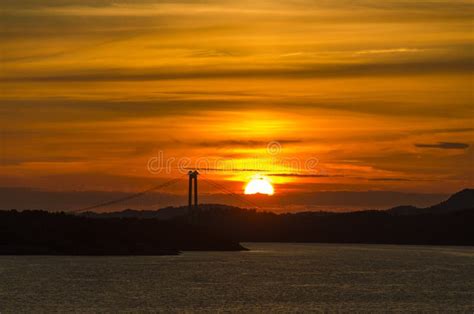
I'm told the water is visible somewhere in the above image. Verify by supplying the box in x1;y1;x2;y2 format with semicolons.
0;243;473;312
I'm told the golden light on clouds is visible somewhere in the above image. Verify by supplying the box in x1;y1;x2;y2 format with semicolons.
1;0;473;210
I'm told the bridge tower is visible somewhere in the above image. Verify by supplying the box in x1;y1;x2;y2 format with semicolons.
188;170;199;216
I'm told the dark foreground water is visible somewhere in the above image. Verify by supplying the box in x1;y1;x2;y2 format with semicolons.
0;243;473;312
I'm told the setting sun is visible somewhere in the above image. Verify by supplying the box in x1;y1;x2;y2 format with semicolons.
244;176;275;195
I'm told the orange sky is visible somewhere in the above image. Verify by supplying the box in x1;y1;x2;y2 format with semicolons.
0;0;473;211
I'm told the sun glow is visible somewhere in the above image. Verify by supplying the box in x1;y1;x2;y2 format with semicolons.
244;176;274;195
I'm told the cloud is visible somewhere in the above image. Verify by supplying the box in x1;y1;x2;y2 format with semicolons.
415;142;469;149
197;139;302;148
415;127;474;135
267;173;343;178
4;58;473;82
267;174;433;182
183;167;269;173
4;0;473;23
368;178;413;182
355;48;422;55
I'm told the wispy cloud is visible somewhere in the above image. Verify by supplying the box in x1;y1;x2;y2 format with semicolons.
4;58;472;82
267;173;344;178
197;139;302;148
368;178;422;182
355;48;421;55
415;142;469;149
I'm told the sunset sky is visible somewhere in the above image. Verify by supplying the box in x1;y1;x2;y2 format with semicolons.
1;0;473;211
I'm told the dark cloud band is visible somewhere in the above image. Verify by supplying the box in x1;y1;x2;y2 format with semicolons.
415;142;469;149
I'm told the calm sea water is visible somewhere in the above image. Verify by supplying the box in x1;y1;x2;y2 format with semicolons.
0;243;473;312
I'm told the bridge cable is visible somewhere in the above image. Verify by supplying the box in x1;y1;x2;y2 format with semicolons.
199;175;261;210
71;177;182;213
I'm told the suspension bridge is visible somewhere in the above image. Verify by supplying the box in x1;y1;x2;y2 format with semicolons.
71;171;261;214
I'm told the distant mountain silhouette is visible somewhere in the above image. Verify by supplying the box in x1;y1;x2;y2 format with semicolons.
388;189;473;215
76;189;474;246
83;207;187;220
1;189;473;255
428;188;474;213
82;204;239;220
386;205;420;215
84;190;474;218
